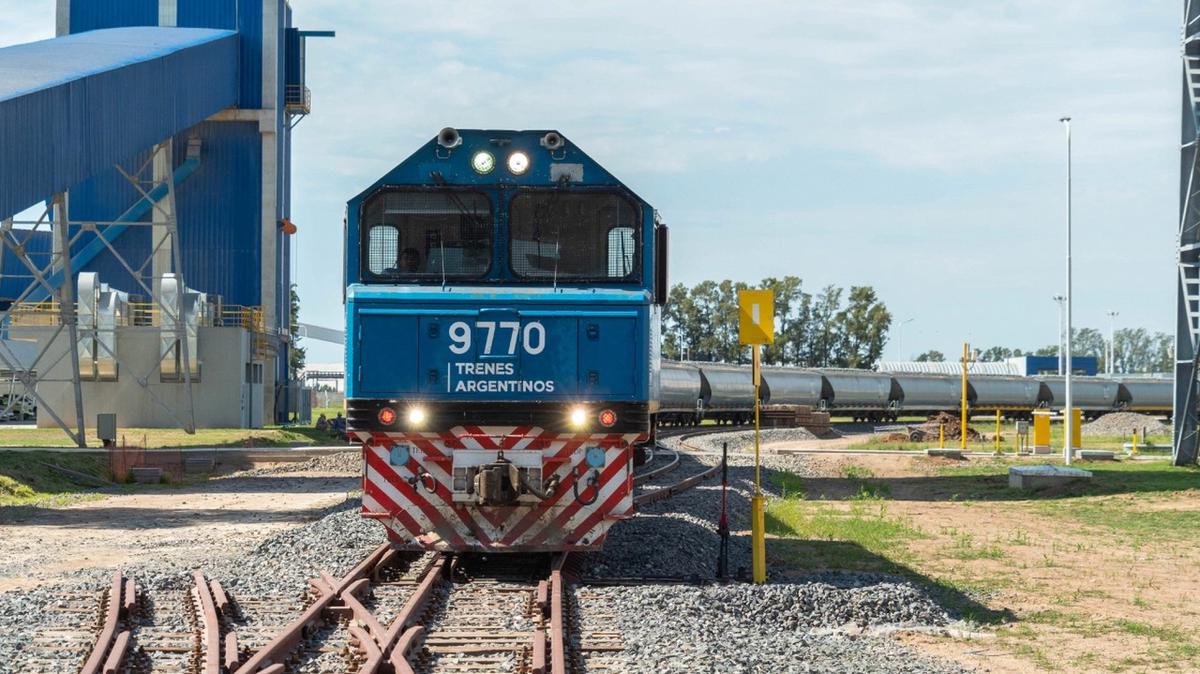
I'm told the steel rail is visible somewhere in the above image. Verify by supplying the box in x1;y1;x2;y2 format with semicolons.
632;446;679;485
375;556;447;674
193;571;224;674
233;542;390;673
548;554;568;674
632;430;729;506
79;571;135;674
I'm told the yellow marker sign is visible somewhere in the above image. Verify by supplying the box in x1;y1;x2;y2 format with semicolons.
739;290;775;345
739;289;774;584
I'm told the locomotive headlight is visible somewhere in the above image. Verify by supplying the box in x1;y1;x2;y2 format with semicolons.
507;151;530;175
407;406;427;425
471;150;495;175
569;406;588;429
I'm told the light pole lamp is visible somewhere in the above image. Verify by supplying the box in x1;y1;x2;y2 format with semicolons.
1107;310;1119;375
1061;116;1074;466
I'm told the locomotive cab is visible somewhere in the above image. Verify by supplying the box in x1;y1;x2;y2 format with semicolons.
346;129;666;552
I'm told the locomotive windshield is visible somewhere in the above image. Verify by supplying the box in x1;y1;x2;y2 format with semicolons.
361;190;492;281
509;192;640;282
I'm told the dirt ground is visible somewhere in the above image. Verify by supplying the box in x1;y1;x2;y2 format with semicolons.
778;451;1200;674
0;467;358;591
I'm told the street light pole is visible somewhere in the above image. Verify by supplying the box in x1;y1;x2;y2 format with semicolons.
1061;116;1074;466
1052;295;1065;375
897;318;914;360
1107;310;1119;375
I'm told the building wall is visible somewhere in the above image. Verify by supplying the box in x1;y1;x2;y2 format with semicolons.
12;325;260;429
59;0;296;424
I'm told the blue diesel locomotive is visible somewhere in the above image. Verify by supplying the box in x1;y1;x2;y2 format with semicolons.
345;128;667;552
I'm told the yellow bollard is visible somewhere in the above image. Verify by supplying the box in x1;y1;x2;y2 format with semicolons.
939;423;945;449
1131;430;1138;456
994;410;1001;455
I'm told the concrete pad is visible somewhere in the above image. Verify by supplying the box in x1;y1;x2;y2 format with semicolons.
1008;464;1092;490
1079;450;1116;461
1032;445;1052;455
925;448;965;459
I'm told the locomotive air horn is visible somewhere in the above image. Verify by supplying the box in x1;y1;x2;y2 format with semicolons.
437;127;462;149
540;131;564;151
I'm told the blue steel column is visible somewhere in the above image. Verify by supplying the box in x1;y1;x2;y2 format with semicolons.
1175;0;1200;466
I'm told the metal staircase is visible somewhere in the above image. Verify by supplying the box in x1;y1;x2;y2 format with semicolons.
1174;3;1200;464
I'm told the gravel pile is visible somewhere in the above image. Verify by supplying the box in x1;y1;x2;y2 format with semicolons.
678;427;818;454
1082;412;1171;438
231;449;362;476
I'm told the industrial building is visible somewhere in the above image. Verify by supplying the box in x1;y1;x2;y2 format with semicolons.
0;1;330;441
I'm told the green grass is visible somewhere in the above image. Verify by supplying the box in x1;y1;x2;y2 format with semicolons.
0;451;109;506
0;425;334;448
768;470;920;570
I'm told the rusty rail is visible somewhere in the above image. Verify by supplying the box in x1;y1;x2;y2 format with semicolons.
632;446;679;486
549;554;567;674
80;571;135;674
193;571;224;674
233;542;390;673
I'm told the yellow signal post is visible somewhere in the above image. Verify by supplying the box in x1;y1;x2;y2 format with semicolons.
738;289;774;585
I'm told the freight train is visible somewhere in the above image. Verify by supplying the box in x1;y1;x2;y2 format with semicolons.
346;129;665;553
658;361;1173;424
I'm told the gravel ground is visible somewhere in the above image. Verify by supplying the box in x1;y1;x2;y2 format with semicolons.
1082;412;1171;437
581;431;972;673
0;498;386;672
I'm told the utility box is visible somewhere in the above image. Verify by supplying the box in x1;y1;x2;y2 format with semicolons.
1032;411;1051;454
97;413;117;447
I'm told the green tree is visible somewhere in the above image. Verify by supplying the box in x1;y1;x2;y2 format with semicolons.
978;346;1022;362
915;350;945;362
832;286;892;368
1152;332;1173;372
1072;327;1106;370
289;284;306;374
806;285;843;367
761;276;804;365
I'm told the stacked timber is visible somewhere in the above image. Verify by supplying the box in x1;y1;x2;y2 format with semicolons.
759;405;832;435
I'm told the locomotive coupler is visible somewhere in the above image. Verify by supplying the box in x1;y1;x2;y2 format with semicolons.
472;452;523;506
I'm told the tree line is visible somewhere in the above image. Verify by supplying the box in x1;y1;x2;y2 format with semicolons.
914;327;1174;373
662;276;892;368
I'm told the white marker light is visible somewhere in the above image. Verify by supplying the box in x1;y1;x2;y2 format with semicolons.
569;407;587;428
507;151;530;175
407;407;427;425
471;151;495;175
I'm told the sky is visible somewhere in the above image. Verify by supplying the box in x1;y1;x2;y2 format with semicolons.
2;1;1182;366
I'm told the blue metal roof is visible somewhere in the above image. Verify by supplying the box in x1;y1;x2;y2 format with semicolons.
0;26;239;219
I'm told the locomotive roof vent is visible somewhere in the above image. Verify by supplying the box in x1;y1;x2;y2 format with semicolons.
437;127;462;149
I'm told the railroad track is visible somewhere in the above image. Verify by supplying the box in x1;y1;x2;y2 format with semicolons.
60;431;728;673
